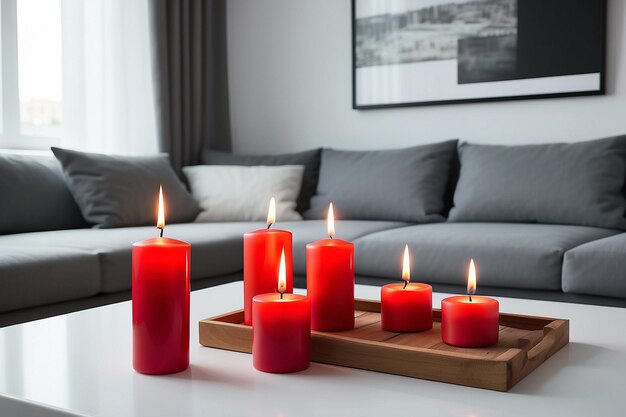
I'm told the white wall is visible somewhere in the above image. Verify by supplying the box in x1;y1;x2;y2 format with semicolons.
227;0;626;154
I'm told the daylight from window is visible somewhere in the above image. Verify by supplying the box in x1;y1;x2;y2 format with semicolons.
17;0;62;137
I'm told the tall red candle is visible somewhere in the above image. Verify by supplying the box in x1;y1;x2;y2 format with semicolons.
381;245;432;332
441;259;499;347
243;197;294;325
133;186;190;374
306;203;354;332
253;249;310;373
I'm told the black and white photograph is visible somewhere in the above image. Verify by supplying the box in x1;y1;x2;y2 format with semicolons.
353;0;606;108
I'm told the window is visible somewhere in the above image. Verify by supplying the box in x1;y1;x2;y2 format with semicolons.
0;0;63;150
0;0;158;154
17;0;62;137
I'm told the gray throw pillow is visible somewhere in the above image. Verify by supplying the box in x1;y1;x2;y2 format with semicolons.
304;141;459;222
449;136;626;229
52;147;200;228
202;148;321;213
0;154;87;234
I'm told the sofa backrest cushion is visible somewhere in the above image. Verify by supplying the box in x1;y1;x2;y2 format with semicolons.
201;148;321;214
0;154;87;234
304;140;459;222
183;164;304;222
449;136;626;229
52;147;200;228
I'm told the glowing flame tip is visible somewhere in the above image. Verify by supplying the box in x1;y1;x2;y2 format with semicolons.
402;244;410;283
278;248;287;294
467;258;477;295
327;202;335;237
157;185;165;230
266;197;276;227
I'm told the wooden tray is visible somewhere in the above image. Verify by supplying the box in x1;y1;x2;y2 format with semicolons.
199;299;569;391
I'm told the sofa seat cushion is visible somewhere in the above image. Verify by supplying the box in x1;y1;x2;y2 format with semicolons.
280;220;410;275
3;223;257;294
563;233;626;298
0;240;100;313
353;223;619;291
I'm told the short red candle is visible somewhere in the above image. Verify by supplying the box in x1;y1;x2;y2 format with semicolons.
132;186;190;374
441;259;499;347
252;293;311;373
243;198;294;325
306;203;354;332
381;284;432;332
381;245;432;332
252;249;310;373
441;296;499;347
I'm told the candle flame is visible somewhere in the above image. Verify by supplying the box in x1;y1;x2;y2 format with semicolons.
327;202;335;238
278;247;287;295
402;244;410;284
267;197;276;227
157;185;165;230
467;258;477;295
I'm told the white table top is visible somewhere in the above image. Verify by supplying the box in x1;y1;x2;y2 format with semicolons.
1;282;625;417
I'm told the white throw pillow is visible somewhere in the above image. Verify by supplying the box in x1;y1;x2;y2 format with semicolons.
183;165;305;222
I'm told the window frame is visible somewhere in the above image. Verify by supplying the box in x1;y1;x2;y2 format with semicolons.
0;0;62;151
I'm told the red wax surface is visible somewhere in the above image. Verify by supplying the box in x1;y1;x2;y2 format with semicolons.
132;237;190;374
243;229;294;325
381;283;432;332
306;238;355;331
441;296;500;347
252;293;311;373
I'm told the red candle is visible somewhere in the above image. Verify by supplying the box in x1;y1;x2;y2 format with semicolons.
252;249;310;373
306;203;354;332
132;186;190;374
243;197;294;325
381;245;432;332
441;259;499;347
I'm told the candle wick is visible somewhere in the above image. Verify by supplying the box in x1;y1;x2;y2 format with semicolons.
469;295;472;302
280;290;284;300
329;235;333;239
267;223;272;229
403;280;408;290
158;227;164;238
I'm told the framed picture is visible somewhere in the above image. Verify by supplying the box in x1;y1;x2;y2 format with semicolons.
352;0;606;109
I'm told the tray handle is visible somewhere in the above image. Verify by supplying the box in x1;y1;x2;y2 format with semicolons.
526;320;568;363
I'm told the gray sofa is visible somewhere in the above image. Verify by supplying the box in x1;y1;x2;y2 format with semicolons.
2;139;626;326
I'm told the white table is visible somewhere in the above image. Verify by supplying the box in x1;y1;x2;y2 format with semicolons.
1;282;625;417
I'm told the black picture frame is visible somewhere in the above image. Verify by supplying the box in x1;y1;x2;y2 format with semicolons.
351;0;607;110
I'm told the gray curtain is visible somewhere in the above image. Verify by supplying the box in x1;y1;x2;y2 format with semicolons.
149;0;231;174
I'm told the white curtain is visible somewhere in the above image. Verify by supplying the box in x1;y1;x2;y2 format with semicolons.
61;0;158;155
